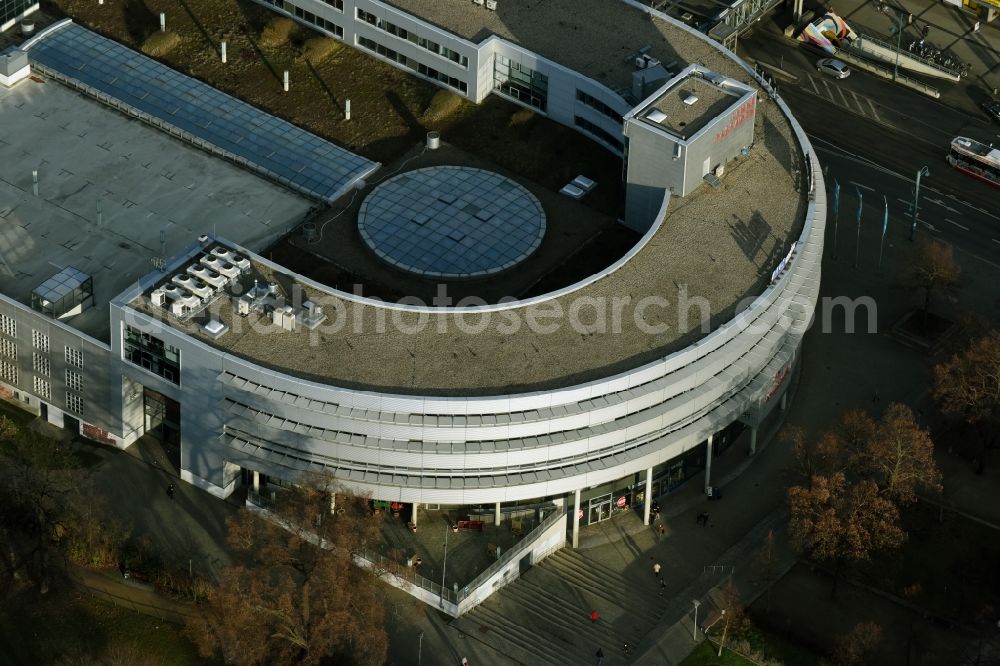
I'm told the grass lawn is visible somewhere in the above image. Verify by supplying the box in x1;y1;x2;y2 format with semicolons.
0;583;210;665
680;640;756;666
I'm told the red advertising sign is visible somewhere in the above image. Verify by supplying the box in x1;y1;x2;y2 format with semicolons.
82;423;114;443
616;496;627;508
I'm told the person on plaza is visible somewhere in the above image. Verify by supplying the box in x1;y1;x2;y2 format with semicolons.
590;610;600;623
595;647;604;665
659;577;667;595
167;483;175;499
653;562;662;577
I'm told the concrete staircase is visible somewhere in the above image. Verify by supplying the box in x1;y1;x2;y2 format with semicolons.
452;549;666;665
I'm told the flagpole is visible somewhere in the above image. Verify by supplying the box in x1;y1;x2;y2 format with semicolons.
832;179;840;260
854;186;863;269
878;195;888;271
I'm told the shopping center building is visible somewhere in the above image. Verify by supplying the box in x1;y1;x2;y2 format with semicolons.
0;0;823;553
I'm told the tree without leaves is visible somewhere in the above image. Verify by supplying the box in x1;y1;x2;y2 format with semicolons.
855;403;942;505
832;621;882;666
751;529;778;613
787;473;905;598
786;424;845;482
933;329;1000;424
186;484;389;666
909;238;960;319
0;417;112;596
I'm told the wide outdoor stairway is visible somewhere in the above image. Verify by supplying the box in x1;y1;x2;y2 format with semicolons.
452;548;667;665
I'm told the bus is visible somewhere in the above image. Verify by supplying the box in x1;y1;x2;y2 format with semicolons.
946;136;1000;188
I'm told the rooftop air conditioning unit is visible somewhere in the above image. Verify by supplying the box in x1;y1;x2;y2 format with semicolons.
682;93;699;106
150;289;167;306
281;305;296;331
715;164;725;178
236;297;252;316
188;265;227;289
486;0;497;9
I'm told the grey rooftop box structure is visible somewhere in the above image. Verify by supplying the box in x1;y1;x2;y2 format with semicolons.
623;64;757;229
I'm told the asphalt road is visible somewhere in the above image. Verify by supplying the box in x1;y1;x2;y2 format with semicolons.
810;136;1000;269
737;18;997;220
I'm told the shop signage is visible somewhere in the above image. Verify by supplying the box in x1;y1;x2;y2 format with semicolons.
770;242;798;283
616;496;627;507
82;423;114;443
764;366;791;403
577;510;584;519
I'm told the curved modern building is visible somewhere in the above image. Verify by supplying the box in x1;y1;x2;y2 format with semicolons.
0;0;823;552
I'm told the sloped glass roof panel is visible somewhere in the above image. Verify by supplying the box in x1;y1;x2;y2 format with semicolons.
24;22;378;203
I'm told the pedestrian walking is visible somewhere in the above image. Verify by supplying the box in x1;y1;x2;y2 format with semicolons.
167;483;175;499
653;562;661;577
595;647;604;665
659;577;666;596
697;512;709;527
590;610;600;623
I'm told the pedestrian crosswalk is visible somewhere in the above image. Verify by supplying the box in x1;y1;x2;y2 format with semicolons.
803;73;884;123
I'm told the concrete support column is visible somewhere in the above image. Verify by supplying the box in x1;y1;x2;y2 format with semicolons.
252;470;260;493
572;489;581;549
781;391;788;411
494;502;501;527
704;433;714;494
750;427;758;455
412;503;419;527
643;466;653;525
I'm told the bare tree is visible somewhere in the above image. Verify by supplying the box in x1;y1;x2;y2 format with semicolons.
0;416;103;595
788;473;905;598
186;484;389;666
934;329;1000;424
832;621;882;666
752;529;778;613
909;238;960;320
856;403;942;505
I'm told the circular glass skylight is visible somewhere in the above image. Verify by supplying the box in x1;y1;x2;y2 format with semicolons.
358;167;546;279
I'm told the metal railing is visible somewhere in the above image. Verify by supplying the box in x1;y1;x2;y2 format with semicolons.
457;506;566;604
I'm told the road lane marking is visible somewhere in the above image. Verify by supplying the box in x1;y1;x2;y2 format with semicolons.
865;97;881;122
835;85;851;109
849;91;869;117
819;76;834;100
921;221;939;233
925;197;959;213
993;238;1000;245
945;218;969;231
807;74;820;94
850;181;875;191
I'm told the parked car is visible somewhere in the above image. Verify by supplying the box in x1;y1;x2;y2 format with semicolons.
817;58;851;79
982;100;1000;123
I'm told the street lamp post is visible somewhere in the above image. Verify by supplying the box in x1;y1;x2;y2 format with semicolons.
691;599;701;641
440;524;450;609
910;166;929;241
717;609;730;657
892;10;905;82
418;631;424;666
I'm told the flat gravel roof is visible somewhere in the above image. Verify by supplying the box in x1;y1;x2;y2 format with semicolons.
134;93;805;394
